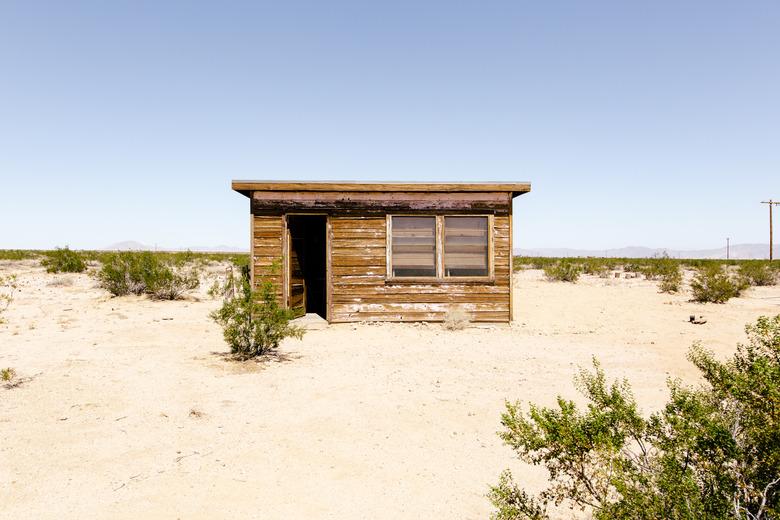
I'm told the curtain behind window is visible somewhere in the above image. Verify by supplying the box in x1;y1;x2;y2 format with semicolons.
444;216;488;276
391;216;436;277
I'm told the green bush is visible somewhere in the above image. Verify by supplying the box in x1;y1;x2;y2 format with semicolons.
210;276;304;360
230;254;250;271
739;261;777;287
642;253;672;278
1;367;16;382
580;258;609;277
97;251;199;299
658;268;683;293
642;254;683;293
490;315;780;520
147;268;200;300
543;262;582;283
41;247;86;273
690;265;748;303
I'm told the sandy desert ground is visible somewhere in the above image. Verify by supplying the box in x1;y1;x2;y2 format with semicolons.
1;260;779;519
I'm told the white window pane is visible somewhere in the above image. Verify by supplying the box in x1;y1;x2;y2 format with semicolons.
391;216;436;277
444;216;488;276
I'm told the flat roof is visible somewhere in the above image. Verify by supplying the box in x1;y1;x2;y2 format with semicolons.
232;180;532;198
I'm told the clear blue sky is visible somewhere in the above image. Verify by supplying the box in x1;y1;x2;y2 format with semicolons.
1;1;778;250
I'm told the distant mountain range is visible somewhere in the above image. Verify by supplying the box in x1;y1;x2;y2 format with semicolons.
515;244;780;260
104;241;247;252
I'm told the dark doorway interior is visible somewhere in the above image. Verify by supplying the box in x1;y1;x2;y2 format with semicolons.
287;215;327;319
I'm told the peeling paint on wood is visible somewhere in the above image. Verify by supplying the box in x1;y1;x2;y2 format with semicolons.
246;190;516;323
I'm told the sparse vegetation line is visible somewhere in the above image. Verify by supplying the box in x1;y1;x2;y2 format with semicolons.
0;248;249;267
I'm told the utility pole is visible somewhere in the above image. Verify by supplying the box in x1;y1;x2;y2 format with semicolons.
762;200;780;261
726;237;730;260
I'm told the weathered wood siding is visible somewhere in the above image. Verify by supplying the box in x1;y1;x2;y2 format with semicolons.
252;191;509;214
329;212;511;323
249;191;514;323
252;215;284;299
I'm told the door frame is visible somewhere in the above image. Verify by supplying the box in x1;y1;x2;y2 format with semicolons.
282;212;331;322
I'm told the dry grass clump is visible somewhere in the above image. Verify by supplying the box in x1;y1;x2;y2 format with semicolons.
47;277;74;288
0;274;18;324
1;367;16;382
442;306;470;330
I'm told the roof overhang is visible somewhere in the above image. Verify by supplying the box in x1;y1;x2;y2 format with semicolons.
231;180;532;199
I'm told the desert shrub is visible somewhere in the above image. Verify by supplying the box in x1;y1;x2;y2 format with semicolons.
0;274;18;324
490;315;780;520
41;247;86;273
739;261;777;287
543;262;582;283
512;256;765;280
513;257;558;271
97;251;199;299
580;258;609;277
208;278;224;299
622;261;645;273
1;367;16;381
642;254;683;293
442;306;470;330
230;254;250;271
643;253;672;279
690;265;748;303
0;250;40;261
658;267;683;293
98;252;153;296
210;276;304;360
208;268;240;301
147;268;200;300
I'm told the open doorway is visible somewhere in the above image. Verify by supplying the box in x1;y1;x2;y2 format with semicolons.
286;215;327;319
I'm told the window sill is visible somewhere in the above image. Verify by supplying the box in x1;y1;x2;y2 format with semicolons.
385;277;495;285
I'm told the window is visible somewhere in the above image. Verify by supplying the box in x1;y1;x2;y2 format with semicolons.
390;216;437;277
388;215;491;279
444;216;489;276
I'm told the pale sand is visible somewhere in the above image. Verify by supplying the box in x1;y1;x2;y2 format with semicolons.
1;261;779;519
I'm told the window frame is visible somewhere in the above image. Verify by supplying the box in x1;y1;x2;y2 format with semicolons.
386;214;494;283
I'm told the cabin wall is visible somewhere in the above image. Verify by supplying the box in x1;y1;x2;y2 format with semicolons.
249;191;513;323
329;213;510;322
251;214;284;300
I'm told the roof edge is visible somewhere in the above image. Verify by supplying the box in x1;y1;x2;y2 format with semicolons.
231;180;531;198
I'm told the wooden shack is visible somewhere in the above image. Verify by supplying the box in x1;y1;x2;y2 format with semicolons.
232;181;531;323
